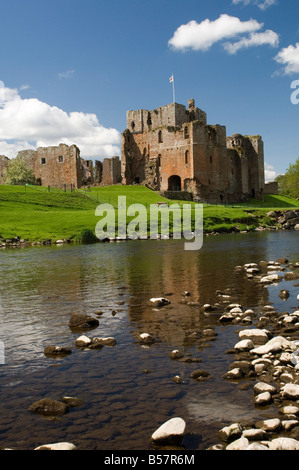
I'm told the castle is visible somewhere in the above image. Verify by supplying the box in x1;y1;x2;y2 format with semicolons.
121;99;266;203
0;144;122;189
1;98;274;202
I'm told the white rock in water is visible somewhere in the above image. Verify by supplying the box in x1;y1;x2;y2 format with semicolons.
254;382;276;395
230;307;243;315
234;339;254;351
244;263;258;269
242;428;267;441
255;391;272;405
245;443;269;451
251;336;291;355
139;333;155;344
257;419;281;432
281;405;299;415
282;420;299;431
35;442;77;451
281;383;299;400
95;337;116;346
239;329;269;345
260;274;282;283
151;417;186;443
226;436;249;451
255;381;275;393
149;298;171;307
218;423;243;442
269;438;299;451
75;335;92;347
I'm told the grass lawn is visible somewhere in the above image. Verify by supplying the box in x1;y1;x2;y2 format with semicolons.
0;184;298;242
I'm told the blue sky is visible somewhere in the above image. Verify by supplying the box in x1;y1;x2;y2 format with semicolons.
0;0;299;180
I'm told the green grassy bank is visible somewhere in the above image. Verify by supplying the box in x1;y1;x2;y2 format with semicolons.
0;184;298;243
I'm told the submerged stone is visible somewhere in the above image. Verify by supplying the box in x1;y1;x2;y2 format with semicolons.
151;417;186;444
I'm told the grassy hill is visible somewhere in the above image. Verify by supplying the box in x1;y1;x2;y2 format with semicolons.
0;184;298;243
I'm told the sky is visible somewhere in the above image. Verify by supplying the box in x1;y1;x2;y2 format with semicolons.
0;0;299;181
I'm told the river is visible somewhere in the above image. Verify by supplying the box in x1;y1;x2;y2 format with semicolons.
0;230;298;450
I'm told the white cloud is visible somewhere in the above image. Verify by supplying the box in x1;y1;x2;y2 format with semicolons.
274;43;299;75
265;162;277;182
0;84;121;159
232;0;277;10
168;14;263;52
224;29;279;54
58;70;75;79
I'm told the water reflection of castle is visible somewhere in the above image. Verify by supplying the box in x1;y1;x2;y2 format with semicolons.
123;239;270;346
8;240;270;349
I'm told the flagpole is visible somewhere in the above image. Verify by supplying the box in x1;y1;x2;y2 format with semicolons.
170;74;175;103
172;74;175;103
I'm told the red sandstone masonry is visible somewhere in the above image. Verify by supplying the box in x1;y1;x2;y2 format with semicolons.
121;99;265;204
4;144;120;189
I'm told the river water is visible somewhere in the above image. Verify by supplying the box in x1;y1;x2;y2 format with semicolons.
0;231;298;450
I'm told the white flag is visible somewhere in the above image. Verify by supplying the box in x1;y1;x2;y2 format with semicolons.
169;75;173;83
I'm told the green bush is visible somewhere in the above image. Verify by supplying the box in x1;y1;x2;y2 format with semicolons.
4;156;35;185
75;228;98;244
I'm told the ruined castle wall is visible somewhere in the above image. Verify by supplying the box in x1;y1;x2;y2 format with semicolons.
102;157;122;185
126;102;207;135
32;144;81;189
227;134;265;199
0;155;10;184
80;159;94;186
94;161;103;185
248;136;265;194
18;150;37;172
227;149;243;200
192;123;228;198
264;181;278;195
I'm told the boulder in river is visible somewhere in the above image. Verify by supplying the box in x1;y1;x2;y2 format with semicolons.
29;398;69;417
43;346;72;357
151;417;186;445
69;313;99;331
149;298;171;307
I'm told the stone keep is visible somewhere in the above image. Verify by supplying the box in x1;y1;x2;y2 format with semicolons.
121;99;265;203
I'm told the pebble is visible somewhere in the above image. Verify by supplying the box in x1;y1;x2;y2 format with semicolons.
269;438;299;451
281;383;299;400
149;298;171;307
254;391;272;405
234;339;254;351
256;419;281;433
226;436;249;451
35;442;77;451
139;333;156;345
254;382;277;395
238;329;270;345
151;417;186;444
218;423;243;443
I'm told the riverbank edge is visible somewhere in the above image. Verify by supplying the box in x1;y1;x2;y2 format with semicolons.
1;213;298;249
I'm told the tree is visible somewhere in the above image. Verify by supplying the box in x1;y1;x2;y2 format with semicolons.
4;156;35;185
275;157;299;199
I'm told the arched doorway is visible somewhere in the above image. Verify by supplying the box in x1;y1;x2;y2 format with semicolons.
168;175;181;191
